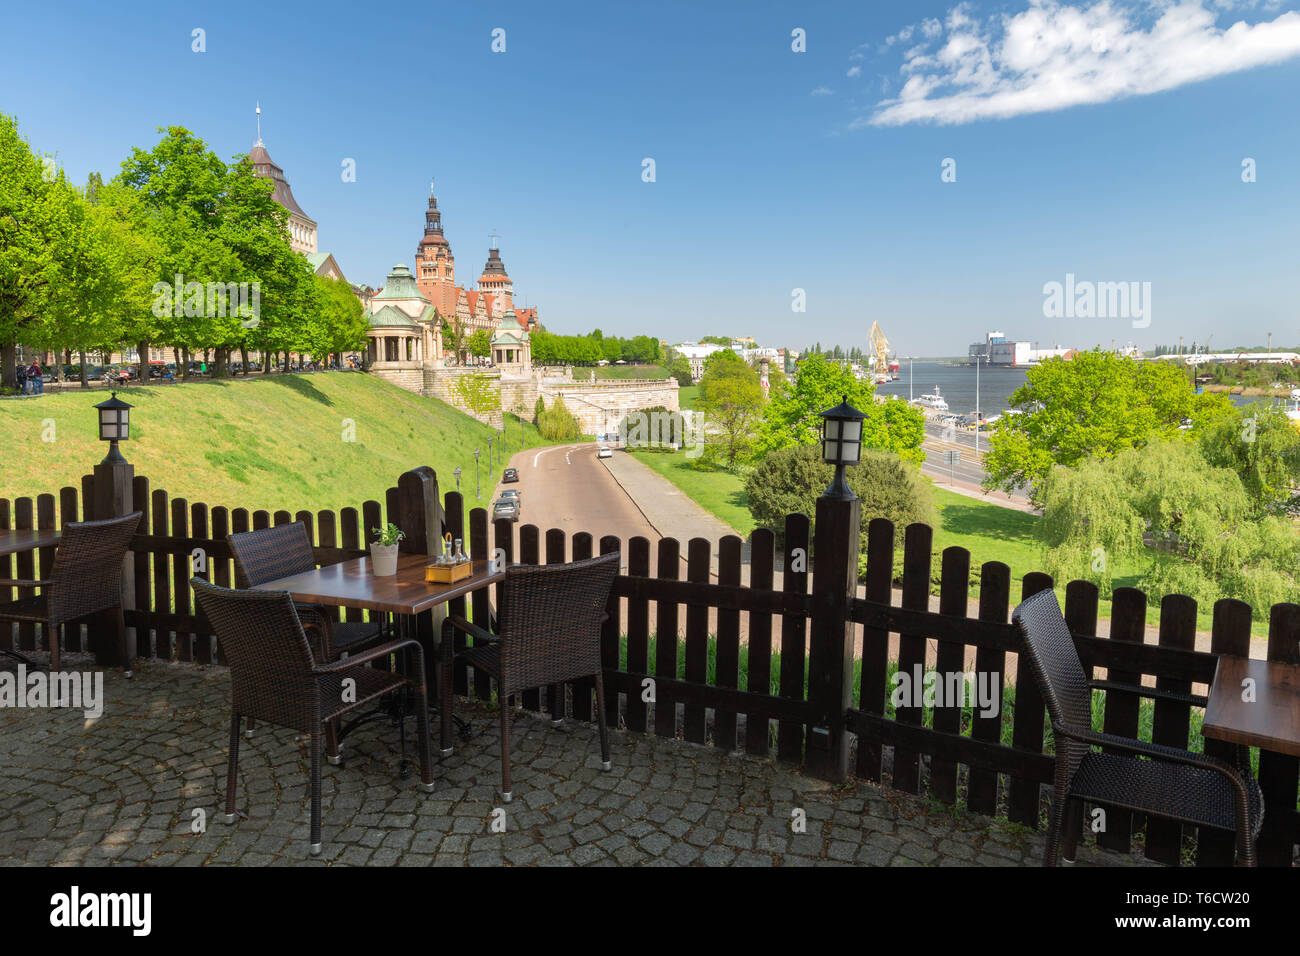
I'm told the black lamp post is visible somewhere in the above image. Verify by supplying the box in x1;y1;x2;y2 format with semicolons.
487;437;494;476
453;466;462;493
94;392;134;464
474;449;481;500
819;394;865;499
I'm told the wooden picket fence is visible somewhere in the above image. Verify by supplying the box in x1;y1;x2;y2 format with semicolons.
1;468;1296;866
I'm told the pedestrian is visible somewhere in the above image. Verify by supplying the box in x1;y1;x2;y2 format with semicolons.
15;362;27;395
28;361;43;395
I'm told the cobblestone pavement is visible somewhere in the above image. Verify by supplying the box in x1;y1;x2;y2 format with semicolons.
0;658;1154;867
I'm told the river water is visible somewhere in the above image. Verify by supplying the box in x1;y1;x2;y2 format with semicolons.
874;360;1267;417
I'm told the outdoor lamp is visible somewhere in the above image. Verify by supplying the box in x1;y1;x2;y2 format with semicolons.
453;466;462;492
819;394;865;499
94;392;134;464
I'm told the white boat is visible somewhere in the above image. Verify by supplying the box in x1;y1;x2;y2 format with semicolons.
910;386;949;413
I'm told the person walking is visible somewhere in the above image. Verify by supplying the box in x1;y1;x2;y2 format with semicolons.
28;361;43;395
15;362;27;395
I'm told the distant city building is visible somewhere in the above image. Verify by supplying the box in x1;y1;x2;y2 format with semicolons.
412;181;541;349
675;343;724;381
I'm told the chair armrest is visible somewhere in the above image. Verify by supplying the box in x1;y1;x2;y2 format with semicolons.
442;615;497;647
1054;724;1246;779
315;637;424;673
0;579;48;589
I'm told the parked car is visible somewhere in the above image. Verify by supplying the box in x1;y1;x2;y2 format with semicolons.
492;499;519;522
597;446;613;459
498;489;521;514
502;467;519;483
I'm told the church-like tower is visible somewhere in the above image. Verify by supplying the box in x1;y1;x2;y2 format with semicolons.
477;239;513;311
249;106;317;254
414;181;457;318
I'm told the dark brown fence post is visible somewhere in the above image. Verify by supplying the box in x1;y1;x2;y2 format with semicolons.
1197;598;1252;865
805;490;860;783
91;449;135;667
1258;602;1300;866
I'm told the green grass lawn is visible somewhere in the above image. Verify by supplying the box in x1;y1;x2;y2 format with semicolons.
677;385;701;410
627;449;754;534
590;364;672;380
0;372;560;516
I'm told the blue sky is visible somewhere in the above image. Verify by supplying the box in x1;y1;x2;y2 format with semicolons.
3;0;1299;355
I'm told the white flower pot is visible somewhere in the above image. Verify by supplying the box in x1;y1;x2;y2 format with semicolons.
370;542;400;577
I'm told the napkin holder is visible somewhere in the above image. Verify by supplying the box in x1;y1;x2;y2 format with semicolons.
426;559;472;584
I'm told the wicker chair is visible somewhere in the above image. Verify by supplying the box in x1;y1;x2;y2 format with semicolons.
440;551;620;802
192;578;434;857
0;512;142;675
227;521;385;763
1013;588;1263;866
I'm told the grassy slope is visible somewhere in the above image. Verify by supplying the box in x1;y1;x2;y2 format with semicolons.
0;373;559;516
677;385;701;410
590;364;671;380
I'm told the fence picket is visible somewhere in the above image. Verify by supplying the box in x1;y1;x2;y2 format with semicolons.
683;538;711;745
1007;572;1053;826
1258;603;1300;866
1096;587;1146;853
654;537;681;740
1144;593;1196;865
571;532;595;722
892;523;933;794
777;514;810;763
930;546;971;805
714;535;743;752
625;536;651;734
745;528;775;757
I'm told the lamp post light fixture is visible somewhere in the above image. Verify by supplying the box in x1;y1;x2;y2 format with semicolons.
819;394;865;499
94;392;134;464
487;436;494;476
453;466;462;493
474;449;481;500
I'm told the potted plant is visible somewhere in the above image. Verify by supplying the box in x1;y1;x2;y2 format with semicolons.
369;523;405;576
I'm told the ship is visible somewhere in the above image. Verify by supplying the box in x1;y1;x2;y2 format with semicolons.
910;386;949;413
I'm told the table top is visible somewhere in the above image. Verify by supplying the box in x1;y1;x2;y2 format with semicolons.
1202;655;1300;758
0;528;61;558
252;554;503;616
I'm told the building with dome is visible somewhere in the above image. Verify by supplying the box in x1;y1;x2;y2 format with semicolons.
363;263;443;389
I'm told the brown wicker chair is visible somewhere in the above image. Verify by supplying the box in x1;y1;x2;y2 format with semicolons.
0;512;142;675
192;578;434;857
440;551;620;802
1013;588;1263;866
227;521;384;763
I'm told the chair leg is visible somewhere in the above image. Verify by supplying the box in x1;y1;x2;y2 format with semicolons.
594;671;611;772
499;695;512;803
111;606;131;678
48;622;61;672
439;641;454;757
245;717;256;739
309;729;323;856
1062;797;1083;863
414;681;435;793
223;714;241;824
325;719;342;766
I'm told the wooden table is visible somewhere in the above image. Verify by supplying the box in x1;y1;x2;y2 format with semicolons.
0;529;60;558
1203;655;1300;758
252;553;503;616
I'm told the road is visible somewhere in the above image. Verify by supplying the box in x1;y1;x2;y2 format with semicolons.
918;420;1034;512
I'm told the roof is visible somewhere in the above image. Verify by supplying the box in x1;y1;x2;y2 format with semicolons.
249;143;315;224
480;247;509;277
368;304;421;329
305;252;343;279
372;263;430;304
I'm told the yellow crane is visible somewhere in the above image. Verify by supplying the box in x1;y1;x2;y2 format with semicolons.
867;322;890;383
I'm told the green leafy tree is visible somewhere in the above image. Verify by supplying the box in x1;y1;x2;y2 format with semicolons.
746;445;937;551
984;350;1234;504
468;328;491;359
1198;403;1300;514
537;395;580;441
755;353;924;465
1039;440;1300;618
697;349;764;467
440;310;468;364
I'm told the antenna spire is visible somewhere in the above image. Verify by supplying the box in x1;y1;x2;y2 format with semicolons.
255;101;263;146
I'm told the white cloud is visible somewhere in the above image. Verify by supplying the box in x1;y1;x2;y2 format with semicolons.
847;65;863;77
864;0;1300;126
811;86;835;96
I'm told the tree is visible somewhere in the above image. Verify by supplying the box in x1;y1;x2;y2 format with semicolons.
746;445;937;551
754;353;925;465
537;395;580;441
467;328;491;359
664;349;692;387
304;274;367;360
984;350;1234;505
441;310;468;364
453;370;500;419
697;349;763;467
1038;439;1299;619
1198;403;1300;514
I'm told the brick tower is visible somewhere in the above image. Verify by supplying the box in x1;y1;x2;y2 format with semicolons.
414;180;456;318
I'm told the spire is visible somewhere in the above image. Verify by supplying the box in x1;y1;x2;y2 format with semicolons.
255;101;263;147
489;229;500;250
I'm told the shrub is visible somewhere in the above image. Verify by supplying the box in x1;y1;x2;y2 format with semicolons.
746;444;937;552
537;395;580;441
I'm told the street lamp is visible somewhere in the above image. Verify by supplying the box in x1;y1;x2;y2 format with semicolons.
487;437;494;476
819;394;865;499
974;354;982;456
93;392;133;464
474;449;481;500
453;466;462;493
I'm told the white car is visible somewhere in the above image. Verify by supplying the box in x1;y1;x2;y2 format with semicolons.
597;446;612;459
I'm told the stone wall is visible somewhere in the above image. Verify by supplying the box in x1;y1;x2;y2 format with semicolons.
369;364;678;437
